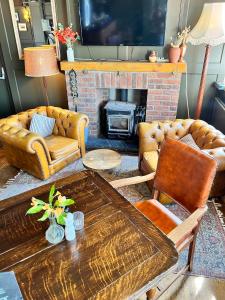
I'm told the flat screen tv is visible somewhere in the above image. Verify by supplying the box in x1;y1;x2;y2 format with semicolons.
78;0;168;46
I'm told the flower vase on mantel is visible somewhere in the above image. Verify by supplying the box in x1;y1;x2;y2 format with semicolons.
168;46;181;63
55;23;80;62
67;47;74;62
169;26;190;63
179;44;187;63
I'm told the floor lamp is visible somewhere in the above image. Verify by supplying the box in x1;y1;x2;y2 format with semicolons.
24;47;59;106
187;3;225;119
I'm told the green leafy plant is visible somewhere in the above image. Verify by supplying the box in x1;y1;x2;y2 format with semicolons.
26;185;75;225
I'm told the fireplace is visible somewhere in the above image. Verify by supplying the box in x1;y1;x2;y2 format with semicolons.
62;61;185;138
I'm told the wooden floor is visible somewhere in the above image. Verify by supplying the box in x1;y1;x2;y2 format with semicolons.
138;274;225;300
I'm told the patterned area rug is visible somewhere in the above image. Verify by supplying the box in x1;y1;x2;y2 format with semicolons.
0;148;18;189
0;154;225;279
169;201;225;279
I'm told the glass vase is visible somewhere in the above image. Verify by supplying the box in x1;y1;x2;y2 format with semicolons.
73;211;84;231
67;47;74;62
45;216;64;244
65;212;76;241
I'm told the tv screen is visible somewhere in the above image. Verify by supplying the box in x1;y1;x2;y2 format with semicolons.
79;0;168;46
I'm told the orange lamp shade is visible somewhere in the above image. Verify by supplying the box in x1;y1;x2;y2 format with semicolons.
41;44;56;52
24;47;59;77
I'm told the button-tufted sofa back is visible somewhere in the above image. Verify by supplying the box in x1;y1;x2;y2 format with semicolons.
0;106;87;142
138;119;194;155
139;119;225;155
189;120;225;149
0;107;47;129
46;106;82;139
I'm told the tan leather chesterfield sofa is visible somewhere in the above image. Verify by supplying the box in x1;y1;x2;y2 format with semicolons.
139;119;225;199
0;106;89;180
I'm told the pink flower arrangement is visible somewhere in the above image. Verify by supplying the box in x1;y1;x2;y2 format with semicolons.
55;23;80;48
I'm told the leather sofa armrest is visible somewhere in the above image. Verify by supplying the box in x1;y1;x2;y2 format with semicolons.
138;122;161;151
66;112;89;140
0;124;51;163
138;122;162;165
65;112;89;157
47;107;89;157
202;147;225;171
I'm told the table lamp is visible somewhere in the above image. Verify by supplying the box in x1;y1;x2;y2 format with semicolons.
187;2;225;119
24;47;59;106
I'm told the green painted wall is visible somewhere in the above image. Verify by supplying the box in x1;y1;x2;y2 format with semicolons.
177;0;225;121
0;43;15;117
1;0;224;122
0;0;68;113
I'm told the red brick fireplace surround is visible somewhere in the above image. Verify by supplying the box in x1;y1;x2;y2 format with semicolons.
61;61;186;136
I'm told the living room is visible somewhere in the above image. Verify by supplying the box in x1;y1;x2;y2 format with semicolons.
0;0;225;299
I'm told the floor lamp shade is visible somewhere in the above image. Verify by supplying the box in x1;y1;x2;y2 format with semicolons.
187;3;225;119
188;3;225;46
24;47;59;106
24;47;59;77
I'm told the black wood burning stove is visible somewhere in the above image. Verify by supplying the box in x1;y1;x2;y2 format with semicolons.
104;101;138;138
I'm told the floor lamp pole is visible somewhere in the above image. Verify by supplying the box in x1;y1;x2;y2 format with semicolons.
195;44;211;119
42;76;50;106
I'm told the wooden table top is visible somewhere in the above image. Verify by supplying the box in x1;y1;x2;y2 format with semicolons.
0;171;178;300
83;149;122;170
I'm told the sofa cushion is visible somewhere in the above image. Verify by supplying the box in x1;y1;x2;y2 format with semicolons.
45;135;79;160
180;134;200;150
29;114;55;138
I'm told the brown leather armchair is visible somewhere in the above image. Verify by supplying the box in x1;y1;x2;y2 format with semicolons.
0;106;89;180
110;138;217;299
139;119;225;199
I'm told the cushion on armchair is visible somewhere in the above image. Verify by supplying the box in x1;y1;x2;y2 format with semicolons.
45;135;79;160
29;114;55;138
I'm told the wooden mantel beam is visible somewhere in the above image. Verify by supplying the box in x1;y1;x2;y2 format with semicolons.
60;60;187;73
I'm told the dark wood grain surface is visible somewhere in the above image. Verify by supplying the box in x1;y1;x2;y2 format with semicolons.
0;171;178;300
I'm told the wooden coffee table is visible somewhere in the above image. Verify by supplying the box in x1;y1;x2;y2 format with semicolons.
0;171;178;300
83;149;121;170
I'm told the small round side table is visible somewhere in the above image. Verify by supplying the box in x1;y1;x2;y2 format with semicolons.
82;149;121;170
